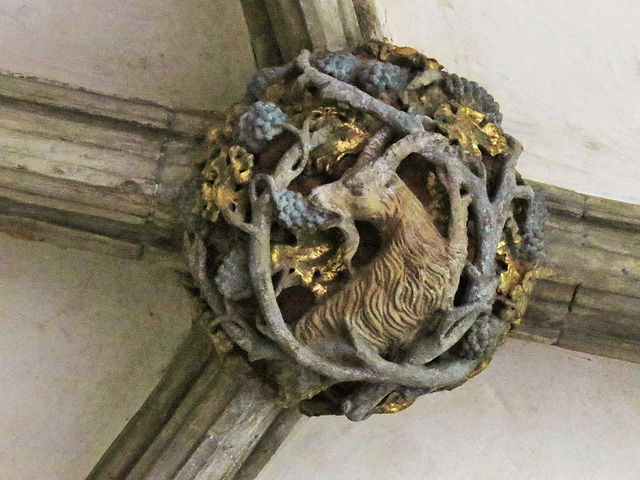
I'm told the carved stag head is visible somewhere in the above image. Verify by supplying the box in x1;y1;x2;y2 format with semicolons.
185;42;545;421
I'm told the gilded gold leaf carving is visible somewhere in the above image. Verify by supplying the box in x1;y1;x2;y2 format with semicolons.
376;43;443;71
373;393;416;415
309;123;370;176
496;223;537;326
272;231;347;298
199;145;254;222
435;104;508;157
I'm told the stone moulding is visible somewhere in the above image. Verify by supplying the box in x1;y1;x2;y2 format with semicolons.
184;42;545;421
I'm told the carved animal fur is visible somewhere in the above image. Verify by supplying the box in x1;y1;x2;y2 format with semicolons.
293;148;468;356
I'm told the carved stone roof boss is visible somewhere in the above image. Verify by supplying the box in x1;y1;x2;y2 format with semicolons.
184;42;545;421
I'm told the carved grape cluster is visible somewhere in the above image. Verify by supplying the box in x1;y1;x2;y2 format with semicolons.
237;101;287;152
441;72;503;125
272;190;331;230
455;314;507;360
356;60;410;96
314;51;360;82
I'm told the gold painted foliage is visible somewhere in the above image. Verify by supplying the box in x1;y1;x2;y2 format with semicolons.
272;231;347;298
309;122;370;176
372;42;443;71
435;104;508;158
373;392;416;415
495;219;537;326
200;145;254;222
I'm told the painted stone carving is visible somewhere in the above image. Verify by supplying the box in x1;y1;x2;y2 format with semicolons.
185;42;545;421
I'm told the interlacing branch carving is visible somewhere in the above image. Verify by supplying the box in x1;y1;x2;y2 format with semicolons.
186;45;542;421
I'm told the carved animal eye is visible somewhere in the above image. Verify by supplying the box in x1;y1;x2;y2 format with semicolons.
346;182;364;196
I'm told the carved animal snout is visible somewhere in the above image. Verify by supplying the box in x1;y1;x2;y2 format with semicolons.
310;169;403;227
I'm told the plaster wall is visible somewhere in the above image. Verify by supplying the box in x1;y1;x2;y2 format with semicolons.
0;234;196;479
0;0;256;110
373;0;640;205
259;338;640;480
